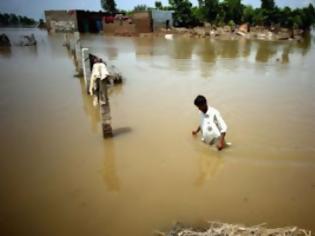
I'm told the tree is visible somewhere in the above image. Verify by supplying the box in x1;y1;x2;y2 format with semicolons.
259;0;277;26
252;8;264;25
0;13;6;26
169;0;195;27
261;0;275;10
191;6;204;25
204;0;219;23
300;4;315;29
223;0;242;24
101;0;117;13
242;5;255;24
197;0;204;7
9;13;19;25
155;1;163;9
279;7;293;28
133;4;148;12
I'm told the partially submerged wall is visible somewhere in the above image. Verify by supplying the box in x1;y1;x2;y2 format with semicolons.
133;12;153;34
151;10;174;31
103;21;136;36
45;10;77;32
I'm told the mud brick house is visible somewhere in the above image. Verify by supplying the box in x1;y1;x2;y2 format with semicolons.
45;10;108;33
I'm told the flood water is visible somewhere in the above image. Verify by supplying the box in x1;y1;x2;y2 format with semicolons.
0;28;315;236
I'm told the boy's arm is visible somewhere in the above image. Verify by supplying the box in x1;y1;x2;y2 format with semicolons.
214;110;227;150
192;126;201;135
217;132;226;150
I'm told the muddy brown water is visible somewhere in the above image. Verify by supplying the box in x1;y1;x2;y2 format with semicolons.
0;28;315;236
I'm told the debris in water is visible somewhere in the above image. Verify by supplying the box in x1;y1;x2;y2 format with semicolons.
157;222;311;236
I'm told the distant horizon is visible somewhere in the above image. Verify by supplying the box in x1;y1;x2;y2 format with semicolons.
0;0;314;20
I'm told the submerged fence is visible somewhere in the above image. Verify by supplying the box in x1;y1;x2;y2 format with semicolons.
64;32;122;138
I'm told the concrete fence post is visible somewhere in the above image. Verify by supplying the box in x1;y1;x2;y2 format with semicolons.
100;79;113;138
74;31;83;76
81;48;89;91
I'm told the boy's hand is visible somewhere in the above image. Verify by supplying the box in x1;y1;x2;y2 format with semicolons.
192;130;198;136
217;133;226;151
216;142;224;151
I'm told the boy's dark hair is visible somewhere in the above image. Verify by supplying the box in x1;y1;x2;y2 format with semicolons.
194;95;207;106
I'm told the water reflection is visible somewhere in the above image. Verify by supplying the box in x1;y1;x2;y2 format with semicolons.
194;152;224;187
48;34;72;58
134;37;154;57
216;40;240;59
281;44;291;64
0;47;11;58
198;39;216;63
108;83;124;96
295;32;312;56
23;45;38;57
255;41;277;63
165;36;311;65
102;140;120;192
105;47;118;60
79;79;100;133
171;38;195;59
239;38;252;58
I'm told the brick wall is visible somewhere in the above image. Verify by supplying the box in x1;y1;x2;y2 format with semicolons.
45;10;77;32
132;12;152;33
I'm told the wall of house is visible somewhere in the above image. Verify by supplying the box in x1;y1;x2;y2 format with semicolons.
103;12;152;35
132;12;152;34
103;20;136;35
76;11;106;33
151;10;173;31
45;10;77;32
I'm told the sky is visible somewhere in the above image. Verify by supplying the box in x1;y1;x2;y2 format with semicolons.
0;0;314;20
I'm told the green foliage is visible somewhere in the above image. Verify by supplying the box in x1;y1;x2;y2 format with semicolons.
133;4;148;12
9;14;19;25
101;0;117;13
300;4;315;29
155;1;163;9
169;0;197;27
192;6;205;23
228;19;235;27
261;0;275;10
0;12;36;26
242;5;254;24
204;0;219;23
223;0;243;24
122;0;315;30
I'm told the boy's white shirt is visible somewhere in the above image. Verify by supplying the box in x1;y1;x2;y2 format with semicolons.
89;62;110;95
200;106;227;144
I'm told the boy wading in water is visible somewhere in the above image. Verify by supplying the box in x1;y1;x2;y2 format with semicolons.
192;95;230;151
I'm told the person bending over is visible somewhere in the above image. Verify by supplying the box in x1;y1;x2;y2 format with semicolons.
192;95;229;151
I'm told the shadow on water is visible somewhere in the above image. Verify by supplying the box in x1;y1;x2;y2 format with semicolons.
112;127;132;137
